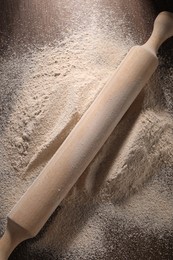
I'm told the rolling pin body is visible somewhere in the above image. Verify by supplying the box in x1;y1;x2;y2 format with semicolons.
1;11;173;260
9;45;158;236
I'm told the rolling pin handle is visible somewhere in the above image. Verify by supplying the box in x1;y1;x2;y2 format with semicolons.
144;11;173;53
0;218;31;260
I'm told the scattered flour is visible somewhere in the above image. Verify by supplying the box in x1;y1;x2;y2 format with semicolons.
0;15;173;260
0;30;132;176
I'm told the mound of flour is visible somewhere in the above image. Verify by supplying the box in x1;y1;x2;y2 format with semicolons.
0;22;173;260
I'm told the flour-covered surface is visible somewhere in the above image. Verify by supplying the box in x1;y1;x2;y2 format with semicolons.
0;0;173;259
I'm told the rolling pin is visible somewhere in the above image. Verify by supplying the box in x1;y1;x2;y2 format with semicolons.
0;11;173;260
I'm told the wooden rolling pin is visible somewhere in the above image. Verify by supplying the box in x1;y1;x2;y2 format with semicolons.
0;11;173;260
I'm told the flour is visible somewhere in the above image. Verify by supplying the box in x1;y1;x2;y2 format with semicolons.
0;28;133;228
0;29;132;177
0;18;173;260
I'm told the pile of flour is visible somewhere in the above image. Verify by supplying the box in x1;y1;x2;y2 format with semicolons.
0;26;133;233
0;21;173;260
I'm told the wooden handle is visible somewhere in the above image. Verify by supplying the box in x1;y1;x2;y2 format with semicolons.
144;11;173;52
0;219;30;260
0;11;173;259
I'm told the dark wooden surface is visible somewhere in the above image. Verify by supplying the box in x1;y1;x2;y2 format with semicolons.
0;0;156;54
0;0;172;259
0;0;172;55
1;0;172;53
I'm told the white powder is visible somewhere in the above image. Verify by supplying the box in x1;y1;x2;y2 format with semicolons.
0;29;132;177
0;26;133;229
0;19;173;260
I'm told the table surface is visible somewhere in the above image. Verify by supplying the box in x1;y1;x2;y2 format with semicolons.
0;1;173;259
